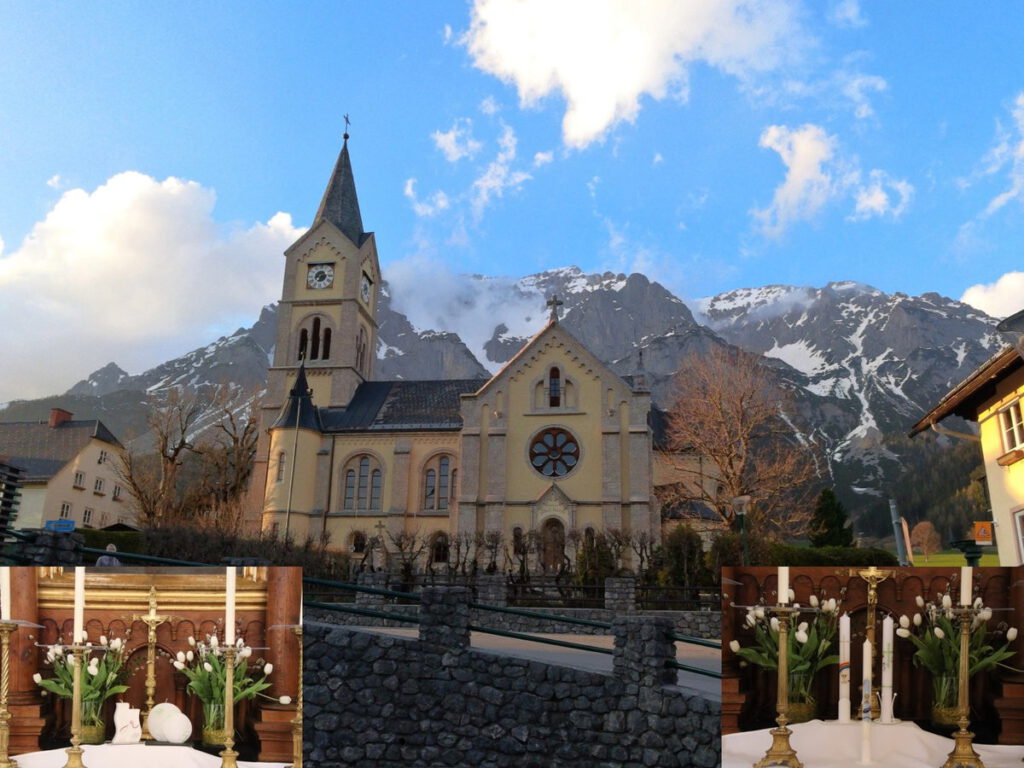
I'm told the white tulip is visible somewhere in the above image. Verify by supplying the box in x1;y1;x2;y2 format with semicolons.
209;635;219;648
87;666;98;676
935;627;945;639
263;663;273;675
241;647;253;659
896;628;911;638
916;595;925;608
745;614;756;628
188;636;196;647
99;635;108;646
913;613;922;627
173;661;185;670
279;696;292;705
110;638;122;651
32;673;42;684
981;608;993;621
798;622;809;634
899;615;910;629
795;630;809;644
793;603;800;610
826;598;837;613
788;589;795;602
729;640;741;653
203;662;213;673
770;617;780;633
1008;627;1019;642
754;606;765;620
809;595;819;608
974;597;983;609
942;595;953;610
186;651;194;662
176;651;186;663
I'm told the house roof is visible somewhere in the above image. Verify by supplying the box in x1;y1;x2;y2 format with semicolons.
319;378;489;433
314;136;367;247
909;346;1023;437
0;419;121;482
661;500;724;523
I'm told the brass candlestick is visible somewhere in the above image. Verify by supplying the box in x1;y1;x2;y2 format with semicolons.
130;587;173;740
754;605;803;768
942;608;984;768
288;626;303;768
220;646;239;768
0;621;17;768
61;647;86;768
855;566;893;720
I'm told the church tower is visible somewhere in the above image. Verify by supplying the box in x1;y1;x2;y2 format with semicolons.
267;132;380;410
248;133;381;532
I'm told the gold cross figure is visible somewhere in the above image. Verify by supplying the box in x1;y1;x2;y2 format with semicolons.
547;294;564;322
130;587;176;740
853;565;894;720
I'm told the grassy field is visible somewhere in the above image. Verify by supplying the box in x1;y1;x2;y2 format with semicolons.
911;550;1000;567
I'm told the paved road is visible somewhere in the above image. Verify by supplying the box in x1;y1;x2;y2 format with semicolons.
355;627;721;700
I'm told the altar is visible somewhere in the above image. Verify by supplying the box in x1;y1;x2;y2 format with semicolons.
0;566;302;764
13;743;289;768
723;720;1024;768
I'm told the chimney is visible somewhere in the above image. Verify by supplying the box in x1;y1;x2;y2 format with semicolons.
48;408;73;428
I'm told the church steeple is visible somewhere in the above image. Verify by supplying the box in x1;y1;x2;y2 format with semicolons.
314;132;365;246
271;363;323;432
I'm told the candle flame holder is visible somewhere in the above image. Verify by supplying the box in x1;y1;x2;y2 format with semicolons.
754;604;803;768
220;646;239;768
941;608;984;768
0;621;17;768
61;647;87;768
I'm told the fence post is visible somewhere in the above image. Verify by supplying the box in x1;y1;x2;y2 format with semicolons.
604;576;636;613
355;571;388;610
612;615;676;695
418;586;470;654
475;574;507;607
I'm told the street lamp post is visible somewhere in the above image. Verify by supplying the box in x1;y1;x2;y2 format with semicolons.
732;495;751;566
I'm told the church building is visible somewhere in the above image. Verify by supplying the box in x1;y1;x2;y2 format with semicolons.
255;135;661;569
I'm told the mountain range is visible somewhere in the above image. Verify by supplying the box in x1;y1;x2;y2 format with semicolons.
0;266;1001;521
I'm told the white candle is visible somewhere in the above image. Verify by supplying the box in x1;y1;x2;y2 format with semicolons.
299;588;303;626
838;613;851;722
73;567;85;643
225;567;236;644
862;638;872;762
0;567;10;621
960;566;973;606
881;616;894;723
778;567;790;605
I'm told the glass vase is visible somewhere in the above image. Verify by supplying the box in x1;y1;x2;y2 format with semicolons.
786;671;817;724
80;698;105;744
201;701;227;747
931;672;960;726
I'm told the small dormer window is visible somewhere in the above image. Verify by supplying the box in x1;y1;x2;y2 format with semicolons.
549;367;561;407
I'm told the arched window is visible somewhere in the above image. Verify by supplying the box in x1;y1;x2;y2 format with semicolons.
351;531;367;553
275;451;286;483
356;327;368;375
549;367;561;407
422;454;456;511
431;532;450;564
341;455;383;512
512;526;525;556
298;316;332;361
322;327;332;359
311;318;321;359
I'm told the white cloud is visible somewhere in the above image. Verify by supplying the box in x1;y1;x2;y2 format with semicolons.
961;272;1024;319
753;124;837;236
841;73;887;119
432;118;483;162
471;123;531;216
46;174;62;189
829;0;866;28
480;95;500;115
979;92;1024;217
462;0;804;149
533;150;553;167
443;24;453;44
587;176;601;198
403;178;451;218
849;170;913;220
0;172;301;402
653;152;664;165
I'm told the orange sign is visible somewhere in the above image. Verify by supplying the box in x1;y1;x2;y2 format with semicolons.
974;521;994;545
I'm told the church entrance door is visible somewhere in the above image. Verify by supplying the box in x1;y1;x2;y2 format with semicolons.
541;518;565;571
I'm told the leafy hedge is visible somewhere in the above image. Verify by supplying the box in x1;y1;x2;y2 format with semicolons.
709;532;898;576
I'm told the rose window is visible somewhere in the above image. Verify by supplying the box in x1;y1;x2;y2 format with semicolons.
529;428;579;477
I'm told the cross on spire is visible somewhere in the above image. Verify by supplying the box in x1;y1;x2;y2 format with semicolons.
547;294;564;322
343;114;351;140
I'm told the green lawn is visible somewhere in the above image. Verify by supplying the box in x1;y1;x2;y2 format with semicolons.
911;550;1001;567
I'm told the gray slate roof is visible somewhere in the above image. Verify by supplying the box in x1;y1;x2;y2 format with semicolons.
271;364;324;432
320;379;489;433
314;138;367;246
0;420;121;482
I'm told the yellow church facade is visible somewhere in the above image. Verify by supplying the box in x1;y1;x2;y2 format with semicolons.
256;136;659;568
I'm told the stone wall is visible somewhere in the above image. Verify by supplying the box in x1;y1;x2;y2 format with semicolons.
305;587;720;767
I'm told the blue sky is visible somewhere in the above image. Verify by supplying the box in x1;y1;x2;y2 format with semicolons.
1;1;1022;401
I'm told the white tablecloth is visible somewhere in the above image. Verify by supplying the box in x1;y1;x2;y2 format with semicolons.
12;743;289;768
724;720;1024;768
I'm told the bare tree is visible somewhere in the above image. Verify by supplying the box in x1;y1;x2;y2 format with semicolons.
386;530;428;584
910;520;942;562
477;531;504;574
193;386;259;508
629;530;655;575
662;344;821;539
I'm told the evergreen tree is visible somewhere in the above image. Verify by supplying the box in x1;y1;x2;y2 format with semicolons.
809;488;854;547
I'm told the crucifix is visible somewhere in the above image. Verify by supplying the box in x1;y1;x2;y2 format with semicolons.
343;113;351;139
547;294;564;322
853;565;894;720
130;587;176;740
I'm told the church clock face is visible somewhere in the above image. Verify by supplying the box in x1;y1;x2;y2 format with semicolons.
529;427;580;477
360;273;372;303
307;263;334;289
